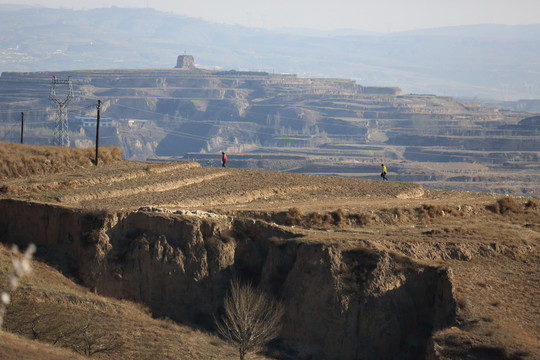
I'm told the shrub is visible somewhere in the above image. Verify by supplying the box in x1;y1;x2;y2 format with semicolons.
285;207;302;226
322;213;333;224
416;204;444;221
392;207;403;219
351;213;373;227
497;197;522;214
488;197;523;215
524;199;538;210
307;212;324;226
331;209;347;226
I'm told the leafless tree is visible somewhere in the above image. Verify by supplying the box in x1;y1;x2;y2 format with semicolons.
6;306;122;357
76;319;123;357
215;279;284;360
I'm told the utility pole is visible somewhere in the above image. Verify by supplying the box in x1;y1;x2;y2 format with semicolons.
20;112;24;144
95;100;101;165
49;76;73;147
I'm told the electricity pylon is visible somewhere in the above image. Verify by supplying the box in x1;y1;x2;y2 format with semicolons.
49;76;73;147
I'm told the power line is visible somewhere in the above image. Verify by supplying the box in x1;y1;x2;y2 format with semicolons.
49;76;73;147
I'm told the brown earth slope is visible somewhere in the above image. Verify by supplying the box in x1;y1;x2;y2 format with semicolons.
0;144;538;359
0;243;264;360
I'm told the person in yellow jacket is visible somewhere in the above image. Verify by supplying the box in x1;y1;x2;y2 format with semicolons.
381;164;388;181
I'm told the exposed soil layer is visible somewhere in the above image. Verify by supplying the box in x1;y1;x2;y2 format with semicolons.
1;159;539;359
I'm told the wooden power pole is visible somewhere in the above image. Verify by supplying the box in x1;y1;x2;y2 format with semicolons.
95;100;101;165
20;112;24;144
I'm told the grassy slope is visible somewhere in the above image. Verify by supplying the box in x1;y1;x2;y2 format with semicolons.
0;142;123;179
0;244;271;360
0;331;88;360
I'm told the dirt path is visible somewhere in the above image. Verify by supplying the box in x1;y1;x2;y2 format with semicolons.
1;160;427;211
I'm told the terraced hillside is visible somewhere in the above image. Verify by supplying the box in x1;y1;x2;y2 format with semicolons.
0;143;538;359
0;58;538;196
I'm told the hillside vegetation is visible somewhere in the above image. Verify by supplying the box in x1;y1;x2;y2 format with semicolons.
0;244;264;360
0;142;123;179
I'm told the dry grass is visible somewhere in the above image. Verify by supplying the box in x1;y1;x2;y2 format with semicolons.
350;212;376;227
524;199;538;210
284;208;381;229
286;208;344;228
285;207;302;226
306;211;325;226
416;204;444;221
331;209;347;226
0;331;88;360
277;197;538;234
487;196;523;215
0;244;271;360
282;204;462;229
0;142;123;180
448;256;540;360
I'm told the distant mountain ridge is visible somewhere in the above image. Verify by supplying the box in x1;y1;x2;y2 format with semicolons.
0;5;539;101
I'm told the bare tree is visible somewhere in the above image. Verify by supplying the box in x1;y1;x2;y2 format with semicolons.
6;305;122;357
76;319;123;357
215;279;284;360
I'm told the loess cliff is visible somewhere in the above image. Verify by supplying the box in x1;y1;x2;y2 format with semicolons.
0;200;456;359
0;147;538;359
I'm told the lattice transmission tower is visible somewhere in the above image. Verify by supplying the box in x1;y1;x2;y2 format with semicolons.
49;76;73;147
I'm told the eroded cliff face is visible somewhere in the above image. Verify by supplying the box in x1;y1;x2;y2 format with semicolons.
0;200;456;359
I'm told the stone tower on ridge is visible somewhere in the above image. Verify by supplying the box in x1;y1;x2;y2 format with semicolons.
175;55;196;70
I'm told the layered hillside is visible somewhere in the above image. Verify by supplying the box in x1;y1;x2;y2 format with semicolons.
0;144;538;359
0;58;538;195
1;6;539;101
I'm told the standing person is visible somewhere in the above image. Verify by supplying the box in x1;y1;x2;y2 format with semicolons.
381;163;388;181
222;152;227;168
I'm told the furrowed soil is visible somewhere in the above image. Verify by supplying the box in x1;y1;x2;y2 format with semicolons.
0;144;538;359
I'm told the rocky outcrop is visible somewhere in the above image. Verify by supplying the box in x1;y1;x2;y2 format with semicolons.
175;55;196;70
0;199;457;359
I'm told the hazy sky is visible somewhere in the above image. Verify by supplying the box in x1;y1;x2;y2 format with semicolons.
2;0;540;33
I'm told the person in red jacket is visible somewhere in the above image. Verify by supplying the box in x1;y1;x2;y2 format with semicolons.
221;152;227;168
